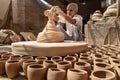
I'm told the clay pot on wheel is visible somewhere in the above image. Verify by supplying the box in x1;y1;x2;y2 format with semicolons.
5;60;20;79
67;68;88;80
47;68;66;80
27;64;46;80
91;70;116;80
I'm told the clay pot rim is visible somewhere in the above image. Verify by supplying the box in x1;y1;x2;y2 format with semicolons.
95;62;113;68
68;68;87;74
23;60;36;63
64;56;76;61
51;56;62;60
57;61;71;65
0;58;8;61
91;70;115;79
28;64;45;69
75;61;90;67
35;56;47;60
6;60;19;63
49;68;65;72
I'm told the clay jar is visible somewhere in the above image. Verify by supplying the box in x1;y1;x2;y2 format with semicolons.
27;64;46;80
35;56;48;64
74;61;91;76
94;62;114;72
47;68;66;80
5;60;20;79
67;68;88;80
9;55;21;61
57;61;72;71
22;60;37;76
51;56;62;63
0;58;8;75
43;60;57;68
63;56;77;67
91;70;116;80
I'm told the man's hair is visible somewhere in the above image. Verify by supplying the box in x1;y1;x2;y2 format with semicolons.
67;3;78;12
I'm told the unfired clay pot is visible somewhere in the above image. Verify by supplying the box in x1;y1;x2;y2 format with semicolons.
47;68;66;80
43;60;57;68
51;56;62;63
57;61;72;71
35;56;48;64
0;58;8;75
27;64;46;80
5;60;21;79
91;70;116;80
9;55;21;61
22;60;37;76
74;61;91;76
67;68;88;80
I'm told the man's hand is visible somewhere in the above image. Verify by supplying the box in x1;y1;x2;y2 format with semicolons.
51;6;64;16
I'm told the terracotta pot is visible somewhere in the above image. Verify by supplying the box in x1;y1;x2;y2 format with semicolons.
43;60;57;68
47;68;66;80
5;60;21;79
64;56;77;67
51;56;62;63
57;61;72;71
9;55;21;61
67;53;78;59
80;54;90;58
1;53;13;59
35;56;48;64
74;61;91;76
94;58;108;64
94;62;114;72
78;57;92;64
67;68;88;80
0;58;8;75
27;64;46;80
91;70;116;80
22;60;37;76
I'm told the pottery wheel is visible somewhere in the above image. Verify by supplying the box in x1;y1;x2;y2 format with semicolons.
12;41;88;56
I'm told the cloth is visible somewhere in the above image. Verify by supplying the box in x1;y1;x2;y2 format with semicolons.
57;14;83;41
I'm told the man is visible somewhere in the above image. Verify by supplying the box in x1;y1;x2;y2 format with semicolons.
52;3;83;41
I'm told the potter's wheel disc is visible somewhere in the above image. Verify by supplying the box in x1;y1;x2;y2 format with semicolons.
12;41;88;56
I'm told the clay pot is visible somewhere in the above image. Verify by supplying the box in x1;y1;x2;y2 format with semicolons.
110;59;120;69
67;68;88;80
0;58;8;75
1;53;13;59
47;68;66;80
67;53;78;59
94;62;114;72
64;56;77;67
78;57;92;64
35;56;48;64
9;55;21;61
22;60;37;76
57;61;72;71
91;70;116;80
80;54;90;58
94;58;108;64
27;64;46;80
51;56;62;63
43;60;57;68
74;61;91;76
5;60;20;79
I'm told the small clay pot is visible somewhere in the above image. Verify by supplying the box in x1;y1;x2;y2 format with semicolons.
91;70;116;80
51;56;62;63
22;60;37;76
67;53;78;59
1;53;13;59
94;58;108;64
78;57;92;64
43;60;57;68
35;56;48;64
27;64;46;80
0;58;8;75
64;56;77;67
9;55;21;61
74;61;91;76
67;68;88;80
47;68;66;80
5;60;21;79
94;62;114;72
57;61;72;71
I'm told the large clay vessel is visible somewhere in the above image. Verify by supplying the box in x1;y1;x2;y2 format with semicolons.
27;64;46;80
91;70;116;80
47;68;66;80
5;60;21;79
0;58;8;75
67;68;88;80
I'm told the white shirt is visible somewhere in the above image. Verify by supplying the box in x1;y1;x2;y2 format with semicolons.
58;14;83;36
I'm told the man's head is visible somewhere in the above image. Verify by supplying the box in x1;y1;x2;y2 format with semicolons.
67;3;78;17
